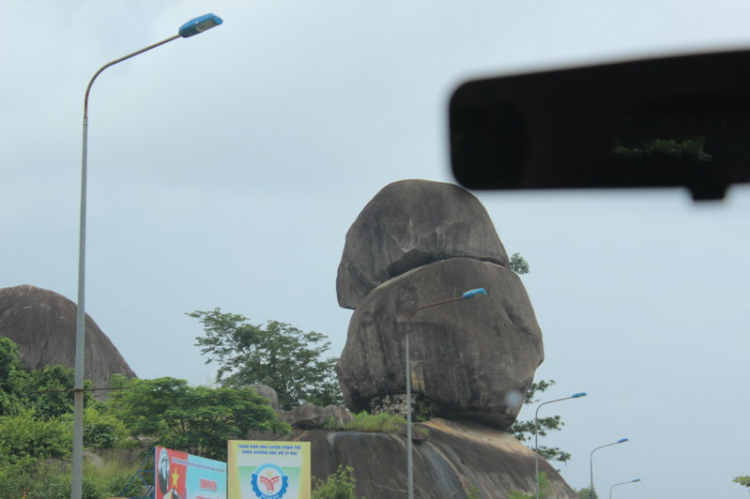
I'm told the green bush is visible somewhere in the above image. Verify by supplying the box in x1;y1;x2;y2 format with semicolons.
345;412;406;433
508;472;551;499
312;465;363;499
0;458;143;499
0;410;72;464
81;406;131;450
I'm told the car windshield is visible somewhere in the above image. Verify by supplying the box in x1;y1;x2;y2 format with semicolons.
2;2;749;498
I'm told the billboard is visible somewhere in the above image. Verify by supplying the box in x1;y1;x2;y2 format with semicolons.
228;441;311;499
155;446;227;499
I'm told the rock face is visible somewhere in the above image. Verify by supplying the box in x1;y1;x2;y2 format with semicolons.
281;402;355;429
275;418;577;499
0;285;136;392
336;180;508;310
337;258;543;429
335;180;543;428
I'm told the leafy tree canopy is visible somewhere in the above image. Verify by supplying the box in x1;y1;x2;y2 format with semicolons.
191;309;343;410
107;375;289;460
507;380;572;464
510;252;530;275
734;476;750;487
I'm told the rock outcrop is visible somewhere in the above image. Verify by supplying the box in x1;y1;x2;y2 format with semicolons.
335;180;543;428
0;285;136;392
262;418;577;499
281;402;355;429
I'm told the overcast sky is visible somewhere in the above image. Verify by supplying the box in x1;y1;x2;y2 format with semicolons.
3;1;750;497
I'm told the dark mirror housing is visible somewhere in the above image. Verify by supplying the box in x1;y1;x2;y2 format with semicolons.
449;49;750;200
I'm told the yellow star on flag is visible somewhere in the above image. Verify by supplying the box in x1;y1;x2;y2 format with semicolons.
171;468;180;488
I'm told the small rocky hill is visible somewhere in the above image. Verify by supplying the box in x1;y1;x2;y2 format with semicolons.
266;414;577;499
0;284;136;392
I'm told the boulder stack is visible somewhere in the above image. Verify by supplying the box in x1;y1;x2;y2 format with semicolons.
335;180;544;429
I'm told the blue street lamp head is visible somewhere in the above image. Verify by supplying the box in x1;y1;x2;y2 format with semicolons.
632;479;641;483
179;13;223;38
462;288;488;299
617;438;629;444
572;392;587;398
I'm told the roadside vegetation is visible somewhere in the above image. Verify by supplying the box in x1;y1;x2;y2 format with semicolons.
0;336;287;498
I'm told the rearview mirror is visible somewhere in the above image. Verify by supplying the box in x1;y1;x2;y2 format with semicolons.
449;49;750;200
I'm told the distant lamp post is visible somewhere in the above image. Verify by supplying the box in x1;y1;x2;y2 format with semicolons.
610;478;641;498
404;287;488;499
534;392;587;499
72;13;222;499
590;438;629;497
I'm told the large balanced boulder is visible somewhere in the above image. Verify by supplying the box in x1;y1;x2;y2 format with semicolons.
336;258;543;429
336;180;508;309
0;285;136;392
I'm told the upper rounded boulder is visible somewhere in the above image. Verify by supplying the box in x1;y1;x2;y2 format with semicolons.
336;179;508;309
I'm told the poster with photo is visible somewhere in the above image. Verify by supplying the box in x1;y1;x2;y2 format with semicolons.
154;446;227;499
227;440;311;499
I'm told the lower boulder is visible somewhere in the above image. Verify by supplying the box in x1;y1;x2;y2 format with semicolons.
336;258;544;429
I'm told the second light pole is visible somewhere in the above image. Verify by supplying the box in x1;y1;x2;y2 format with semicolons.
404;287;488;499
590;438;629;497
534;392;587;499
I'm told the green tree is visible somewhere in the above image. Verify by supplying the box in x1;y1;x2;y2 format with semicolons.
510;252;530;275
191;309;344;410
577;486;598;499
107;376;289;460
507;380;572;464
0;409;72;464
312;465;362;499
733;476;750;488
0;336;28;416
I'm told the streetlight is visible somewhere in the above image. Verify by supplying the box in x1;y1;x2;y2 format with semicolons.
590;438;629;497
534;392;587;499
609;478;641;498
404;287;488;499
72;13;222;499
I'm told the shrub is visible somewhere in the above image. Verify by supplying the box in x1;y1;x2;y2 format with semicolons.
345;412;406;433
312;465;363;499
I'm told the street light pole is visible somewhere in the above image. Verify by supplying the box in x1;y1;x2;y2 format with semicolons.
72;13;222;499
534;392;587;499
609;478;641;499
590;438;629;497
404;287;488;499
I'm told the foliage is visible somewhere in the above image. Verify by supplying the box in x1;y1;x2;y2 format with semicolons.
0;459;141;499
508;472;551;499
0;409;72;464
577;486;598;499
614;136;712;162
25;364;99;420
507;380;571;463
510;252;530;275
345;411;406;433
81;405;131;449
312;465;362;499
107;375;289;460
733;476;750;487
467;485;482;498
191;308;344;410
0;336;29;416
